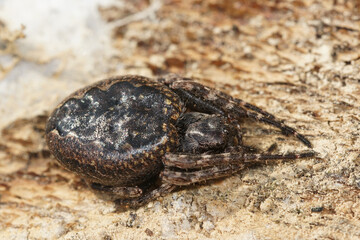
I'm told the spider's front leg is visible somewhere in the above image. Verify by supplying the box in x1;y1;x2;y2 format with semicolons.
158;75;276;119
162;151;315;186
162;163;244;186
161;77;312;148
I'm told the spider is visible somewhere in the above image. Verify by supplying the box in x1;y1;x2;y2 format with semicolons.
45;75;314;208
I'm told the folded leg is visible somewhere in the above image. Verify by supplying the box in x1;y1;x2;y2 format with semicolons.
161;77;312;147
164;151;315;169
162;151;314;186
89;182;143;200
162;164;244;186
115;183;177;209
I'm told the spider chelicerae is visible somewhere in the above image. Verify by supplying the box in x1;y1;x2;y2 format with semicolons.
45;75;314;208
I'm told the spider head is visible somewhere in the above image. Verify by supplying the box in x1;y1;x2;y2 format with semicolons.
178;113;239;153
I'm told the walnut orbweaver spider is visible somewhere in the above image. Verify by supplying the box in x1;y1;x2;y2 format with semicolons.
45;75;314;208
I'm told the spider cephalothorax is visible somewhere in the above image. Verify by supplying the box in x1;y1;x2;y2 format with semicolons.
45;75;314;208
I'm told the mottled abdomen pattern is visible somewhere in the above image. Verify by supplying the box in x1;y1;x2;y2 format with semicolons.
46;76;183;186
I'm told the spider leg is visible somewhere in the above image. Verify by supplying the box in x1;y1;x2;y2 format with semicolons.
88;182;143;200
158;75;275;119
162;164;244;186
115;183;177;209
164;151;315;169
166;80;312;148
232;98;275;119
162;151;314;185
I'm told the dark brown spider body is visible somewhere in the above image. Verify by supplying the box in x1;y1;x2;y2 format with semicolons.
45;75;314;208
46;76;182;187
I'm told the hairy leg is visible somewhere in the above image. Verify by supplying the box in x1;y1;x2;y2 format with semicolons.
164;151;315;169
163;78;311;147
88;182;143;200
115;183;177;209
162;164;244;186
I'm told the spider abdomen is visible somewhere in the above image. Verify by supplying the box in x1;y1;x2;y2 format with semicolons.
46;76;182;186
